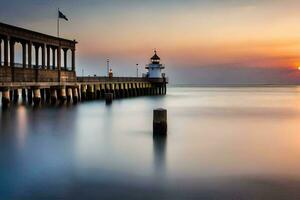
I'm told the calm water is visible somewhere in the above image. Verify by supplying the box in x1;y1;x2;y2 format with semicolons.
2;86;300;199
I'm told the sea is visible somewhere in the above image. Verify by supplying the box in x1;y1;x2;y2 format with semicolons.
1;86;300;199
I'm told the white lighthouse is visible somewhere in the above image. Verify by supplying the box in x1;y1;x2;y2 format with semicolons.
146;50;165;78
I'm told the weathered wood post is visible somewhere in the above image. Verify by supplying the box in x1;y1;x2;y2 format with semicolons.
153;108;167;135
27;89;33;104
105;93;113;104
2;88;10;107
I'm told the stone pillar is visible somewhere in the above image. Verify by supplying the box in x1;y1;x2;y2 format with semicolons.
81;84;87;101
63;48;68;70
67;87;72;103
21;88;26;103
72;87;79;104
59;86;67;103
87;84;94;100
4;37;8;66
50;88;57;104
95;84;101;99
0;39;2;66
45;88;51;103
57;46;61;82
46;46;51;69
33;88;41;106
115;84;119;99
41;44;45;69
22;42;27;68
40;88;45;102
9;39;15;67
105;93;113;104
2;88;10;107
27;89;33;104
35;44;39;68
13;89;19;103
153;108;167;136
71;49;75;71
100;84;105;99
28;41;32;68
52;47;56;70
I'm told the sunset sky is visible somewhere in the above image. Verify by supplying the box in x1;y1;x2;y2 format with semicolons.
2;0;300;84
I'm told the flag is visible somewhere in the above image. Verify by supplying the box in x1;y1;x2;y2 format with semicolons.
58;10;68;21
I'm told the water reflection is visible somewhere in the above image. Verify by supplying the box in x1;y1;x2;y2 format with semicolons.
153;134;167;177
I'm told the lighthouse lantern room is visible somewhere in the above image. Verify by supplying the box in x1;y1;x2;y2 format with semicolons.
146;50;165;78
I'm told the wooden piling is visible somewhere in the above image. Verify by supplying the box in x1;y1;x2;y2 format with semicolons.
153;108;167;135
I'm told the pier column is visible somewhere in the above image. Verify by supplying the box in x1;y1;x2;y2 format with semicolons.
0;39;2;66
41;44;45;69
46;45;51;69
67;87;72;103
4;37;8;66
124;83;128;97
28;41;32;68
115;84;119;99
95;84;101;99
100;84;105;99
40;88;45;102
63;48;68;70
45;88;51;103
35;44;40;68
81;84;86;101
21;88;26;103
87;84;94;100
27;89;33;104
58;86;67;103
52;47;56;70
71;49;75;71
50;87;57;104
9;39;15;67
33;88;41;106
72;87;79;104
57;46;61;82
22;41;27;68
2;88;10;107
13;89;19;103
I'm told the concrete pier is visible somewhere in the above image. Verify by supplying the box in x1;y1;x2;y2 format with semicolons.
153;108;167;135
0;22;168;108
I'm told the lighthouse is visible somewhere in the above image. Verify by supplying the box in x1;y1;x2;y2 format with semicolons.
146;50;165;78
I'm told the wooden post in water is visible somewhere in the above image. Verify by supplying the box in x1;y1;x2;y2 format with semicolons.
153;108;167;136
105;93;113;104
33;88;41;106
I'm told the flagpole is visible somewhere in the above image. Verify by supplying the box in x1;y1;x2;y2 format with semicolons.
57;8;60;38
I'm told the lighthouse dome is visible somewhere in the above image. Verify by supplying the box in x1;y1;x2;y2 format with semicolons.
151;50;160;64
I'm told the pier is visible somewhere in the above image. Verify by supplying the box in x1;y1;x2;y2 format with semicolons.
0;22;167;107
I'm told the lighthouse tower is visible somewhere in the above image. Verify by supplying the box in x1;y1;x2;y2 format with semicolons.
146;50;165;78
